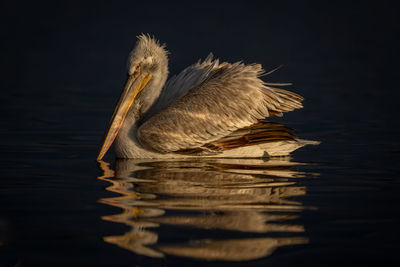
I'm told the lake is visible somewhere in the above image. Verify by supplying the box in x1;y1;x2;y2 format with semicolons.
1;1;399;266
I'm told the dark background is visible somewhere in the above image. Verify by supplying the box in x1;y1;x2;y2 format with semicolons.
2;0;399;134
1;0;400;266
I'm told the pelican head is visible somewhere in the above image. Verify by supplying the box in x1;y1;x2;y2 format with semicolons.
97;34;169;160
127;34;168;76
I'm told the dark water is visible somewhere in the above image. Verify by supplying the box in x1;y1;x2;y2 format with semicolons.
1;1;400;266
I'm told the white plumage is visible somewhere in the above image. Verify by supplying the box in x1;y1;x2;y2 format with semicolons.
98;34;318;160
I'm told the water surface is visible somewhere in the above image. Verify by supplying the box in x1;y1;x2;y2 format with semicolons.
1;1;400;266
98;158;314;261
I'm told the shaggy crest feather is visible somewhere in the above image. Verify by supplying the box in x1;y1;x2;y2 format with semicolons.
127;34;169;74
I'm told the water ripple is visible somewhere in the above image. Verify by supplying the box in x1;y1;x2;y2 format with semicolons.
97;158;317;261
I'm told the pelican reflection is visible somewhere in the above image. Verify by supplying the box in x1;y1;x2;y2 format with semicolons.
98;158;315;261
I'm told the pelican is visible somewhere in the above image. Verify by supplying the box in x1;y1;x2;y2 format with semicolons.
97;34;318;160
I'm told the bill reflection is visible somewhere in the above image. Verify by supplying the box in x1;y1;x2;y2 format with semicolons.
98;158;314;261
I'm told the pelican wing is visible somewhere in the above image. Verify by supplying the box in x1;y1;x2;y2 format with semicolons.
143;53;219;120
137;59;303;153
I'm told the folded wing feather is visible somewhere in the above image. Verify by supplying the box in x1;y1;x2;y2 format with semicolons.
137;57;303;153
